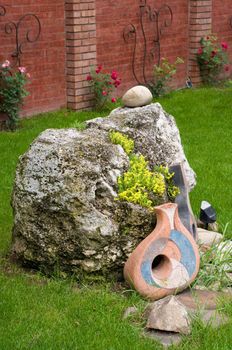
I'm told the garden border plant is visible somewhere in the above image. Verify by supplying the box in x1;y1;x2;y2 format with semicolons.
0;60;30;130
86;65;121;110
197;35;229;84
149;57;184;97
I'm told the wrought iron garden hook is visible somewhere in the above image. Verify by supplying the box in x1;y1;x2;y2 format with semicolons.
0;6;41;66
4;13;41;66
123;0;173;85
0;5;6;17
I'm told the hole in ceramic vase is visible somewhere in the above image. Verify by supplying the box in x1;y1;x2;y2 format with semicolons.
152;254;172;280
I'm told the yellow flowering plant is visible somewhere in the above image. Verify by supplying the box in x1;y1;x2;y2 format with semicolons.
109;131;180;209
117;155;167;209
109;131;134;156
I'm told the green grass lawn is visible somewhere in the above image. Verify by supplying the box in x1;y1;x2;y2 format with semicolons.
0;88;231;349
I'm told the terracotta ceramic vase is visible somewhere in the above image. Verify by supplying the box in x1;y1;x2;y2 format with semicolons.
124;203;200;300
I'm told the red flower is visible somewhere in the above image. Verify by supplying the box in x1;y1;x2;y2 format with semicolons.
111;70;118;80
102;90;107;96
221;42;228;50
111;97;116;103
114;79;121;88
96;65;102;74
197;47;203;55
224;64;230;72
86;74;92;81
211;50;217;57
206;36;210;40
204;61;209;65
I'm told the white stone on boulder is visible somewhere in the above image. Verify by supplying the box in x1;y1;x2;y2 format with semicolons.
122;85;153;107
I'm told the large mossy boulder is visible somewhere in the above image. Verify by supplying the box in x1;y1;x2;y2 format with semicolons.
11;104;196;277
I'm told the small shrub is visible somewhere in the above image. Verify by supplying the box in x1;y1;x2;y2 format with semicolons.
0;60;30;130
149;57;184;97
196;35;229;84
109;131;134;155
117;155;167;209
86;65;121;110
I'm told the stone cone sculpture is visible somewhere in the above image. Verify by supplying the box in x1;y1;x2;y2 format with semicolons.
124;203;200;300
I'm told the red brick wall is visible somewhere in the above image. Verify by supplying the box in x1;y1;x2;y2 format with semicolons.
188;0;212;85
212;0;232;64
65;0;97;110
1;1;232;115
0;0;66;116
95;0;189;96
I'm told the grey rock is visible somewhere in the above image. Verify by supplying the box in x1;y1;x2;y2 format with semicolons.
197;228;223;251
122;85;153;107
176;288;223;310
144;290;230;346
200;309;230;328
12;104;196;275
11;128;156;275
144;330;182;347
146;296;191;335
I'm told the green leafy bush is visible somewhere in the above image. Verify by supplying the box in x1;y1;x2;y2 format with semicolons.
0;60;30;130
197;35;229;84
149;57;184;97
110;131;179;209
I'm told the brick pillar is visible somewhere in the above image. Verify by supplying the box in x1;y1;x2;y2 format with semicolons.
65;0;96;110
188;0;212;85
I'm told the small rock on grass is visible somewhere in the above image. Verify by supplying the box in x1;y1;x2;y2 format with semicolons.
197;228;223;251
146;296;191;335
200;309;230;328
144;330;182;348
144;289;231;347
176;288;219;310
